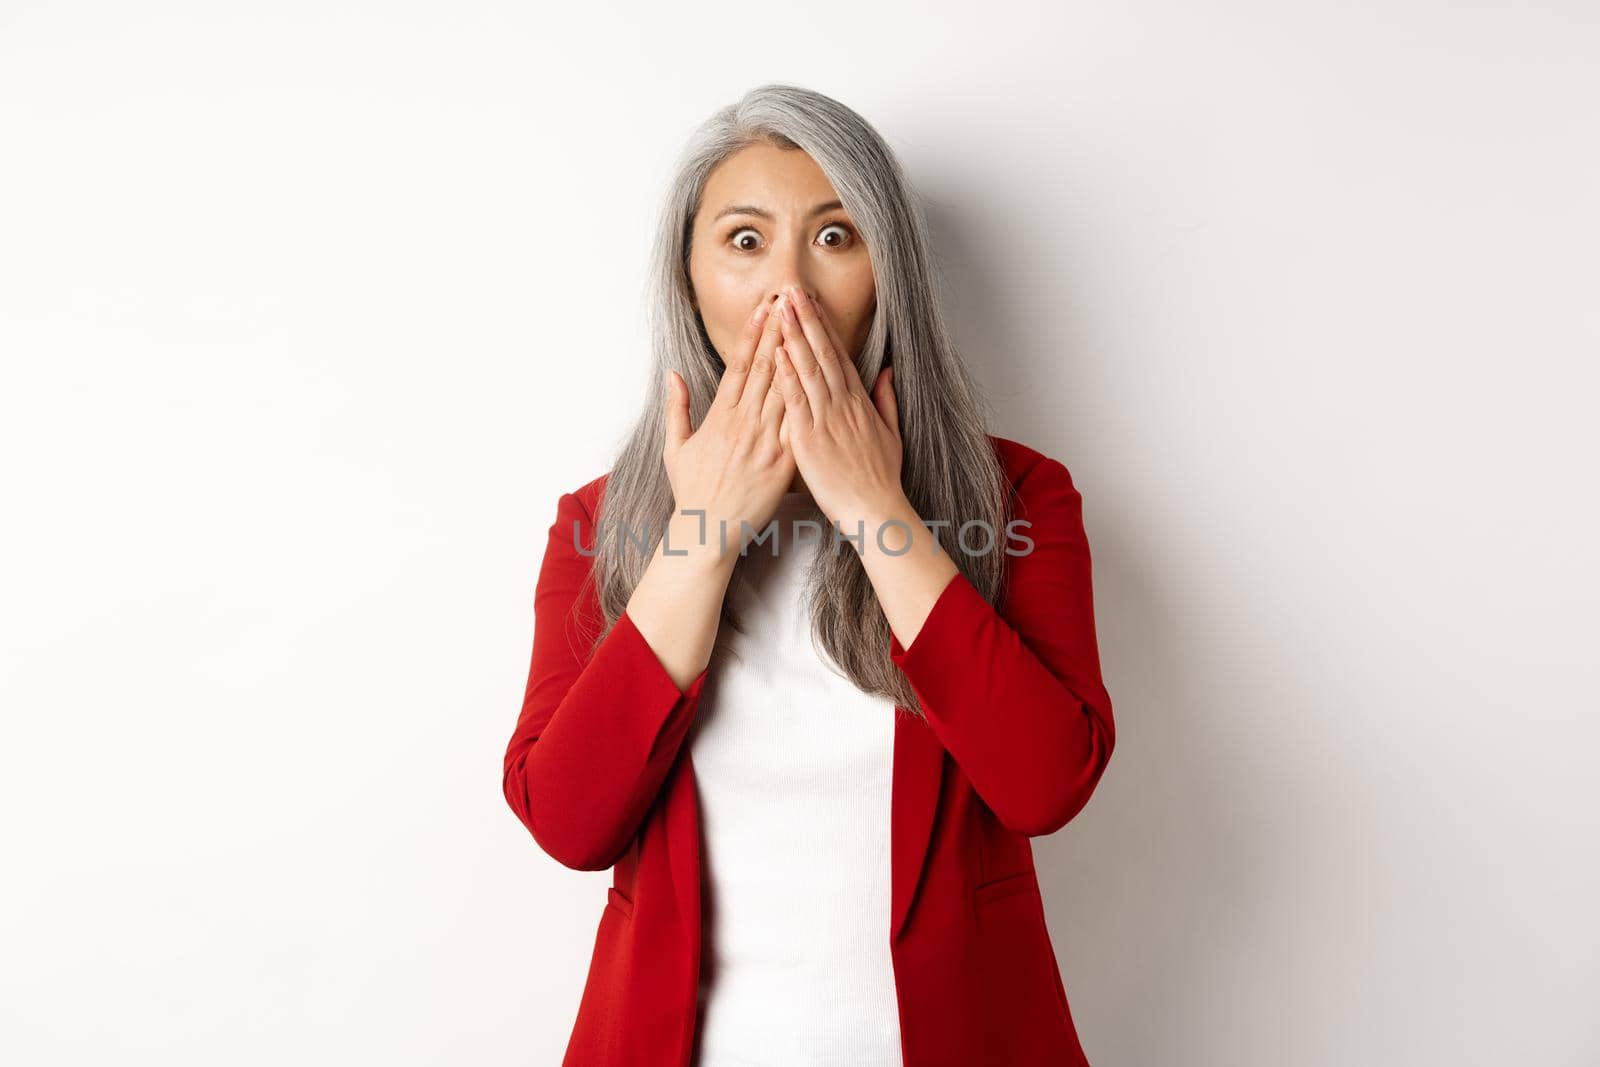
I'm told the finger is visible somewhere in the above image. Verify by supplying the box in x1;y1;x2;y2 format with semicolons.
776;299;834;416
759;365;787;434
872;366;900;440
796;287;870;396
663;369;691;453
735;292;788;413
780;287;849;401
714;296;776;411
740;296;786;416
774;345;815;434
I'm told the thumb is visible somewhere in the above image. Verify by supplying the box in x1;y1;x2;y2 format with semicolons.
663;369;690;454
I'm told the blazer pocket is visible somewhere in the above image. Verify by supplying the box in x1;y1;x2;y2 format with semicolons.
973;869;1037;907
606;885;635;919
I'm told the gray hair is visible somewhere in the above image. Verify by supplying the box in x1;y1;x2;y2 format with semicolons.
586;82;1010;717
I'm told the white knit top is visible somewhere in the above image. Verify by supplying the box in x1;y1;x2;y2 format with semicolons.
687;490;904;1066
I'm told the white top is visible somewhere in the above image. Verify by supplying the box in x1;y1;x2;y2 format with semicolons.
688;491;904;1066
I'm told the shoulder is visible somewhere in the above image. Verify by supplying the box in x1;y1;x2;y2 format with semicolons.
986;433;1080;502
553;471;611;524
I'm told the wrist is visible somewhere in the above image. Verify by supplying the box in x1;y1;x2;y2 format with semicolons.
658;511;741;573
853;490;916;536
826;493;925;560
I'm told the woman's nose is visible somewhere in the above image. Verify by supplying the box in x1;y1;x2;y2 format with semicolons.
768;284;815;305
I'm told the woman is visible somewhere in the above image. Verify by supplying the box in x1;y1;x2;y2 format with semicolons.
502;83;1116;1066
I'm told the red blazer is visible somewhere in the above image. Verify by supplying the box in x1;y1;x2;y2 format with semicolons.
503;434;1116;1066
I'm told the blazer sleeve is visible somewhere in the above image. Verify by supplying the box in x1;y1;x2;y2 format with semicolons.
888;457;1115;837
502;487;712;871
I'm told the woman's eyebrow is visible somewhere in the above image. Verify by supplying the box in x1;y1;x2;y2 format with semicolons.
712;199;844;222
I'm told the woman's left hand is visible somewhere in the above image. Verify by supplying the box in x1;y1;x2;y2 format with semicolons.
772;284;906;527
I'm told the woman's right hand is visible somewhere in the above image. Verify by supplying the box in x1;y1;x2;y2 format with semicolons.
662;292;796;561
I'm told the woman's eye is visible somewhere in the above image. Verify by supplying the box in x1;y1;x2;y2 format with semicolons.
727;222;856;252
817;222;855;248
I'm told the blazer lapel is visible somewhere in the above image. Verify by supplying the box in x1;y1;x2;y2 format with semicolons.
890;707;945;942
668;748;703;955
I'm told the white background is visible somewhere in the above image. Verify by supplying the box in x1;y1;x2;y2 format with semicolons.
2;2;1595;1064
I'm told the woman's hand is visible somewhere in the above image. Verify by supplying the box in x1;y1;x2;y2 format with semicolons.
772;283;906;529
662;292;796;562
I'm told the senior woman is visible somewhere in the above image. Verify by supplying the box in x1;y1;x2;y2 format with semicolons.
502;82;1117;1066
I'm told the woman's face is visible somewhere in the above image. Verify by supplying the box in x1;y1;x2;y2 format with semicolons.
687;143;877;372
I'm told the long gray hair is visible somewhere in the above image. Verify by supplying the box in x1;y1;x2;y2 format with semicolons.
586;83;1010;716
